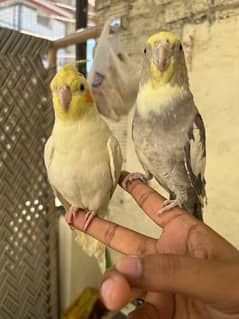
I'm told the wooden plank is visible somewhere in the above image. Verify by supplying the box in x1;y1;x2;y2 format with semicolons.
52;26;102;49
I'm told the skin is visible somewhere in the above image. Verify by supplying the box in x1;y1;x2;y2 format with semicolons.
69;172;239;318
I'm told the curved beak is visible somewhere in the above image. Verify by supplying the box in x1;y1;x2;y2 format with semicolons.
153;44;170;72
57;85;72;112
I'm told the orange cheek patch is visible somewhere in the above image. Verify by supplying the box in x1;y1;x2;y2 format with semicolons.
85;90;94;105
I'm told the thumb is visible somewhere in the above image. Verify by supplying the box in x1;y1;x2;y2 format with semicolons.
116;255;239;309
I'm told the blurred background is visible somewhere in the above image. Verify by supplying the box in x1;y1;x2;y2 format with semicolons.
0;0;239;318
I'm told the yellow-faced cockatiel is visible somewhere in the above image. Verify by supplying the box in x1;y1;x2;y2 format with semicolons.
44;65;122;269
124;32;206;220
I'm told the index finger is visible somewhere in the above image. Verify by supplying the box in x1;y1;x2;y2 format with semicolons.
119;171;188;228
72;212;157;256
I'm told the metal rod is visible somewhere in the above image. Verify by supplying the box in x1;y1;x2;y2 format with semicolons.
76;0;88;75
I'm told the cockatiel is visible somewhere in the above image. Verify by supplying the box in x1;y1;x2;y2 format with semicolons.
44;65;122;266
124;31;206;220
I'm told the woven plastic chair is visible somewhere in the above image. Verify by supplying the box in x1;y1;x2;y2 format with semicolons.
0;27;59;319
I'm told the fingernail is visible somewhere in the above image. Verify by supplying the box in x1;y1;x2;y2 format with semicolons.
101;278;115;308
116;256;142;279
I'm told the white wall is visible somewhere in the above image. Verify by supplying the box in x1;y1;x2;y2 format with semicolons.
0;4;65;39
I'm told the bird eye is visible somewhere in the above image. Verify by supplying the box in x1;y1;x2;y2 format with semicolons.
144;48;147;55
79;84;85;92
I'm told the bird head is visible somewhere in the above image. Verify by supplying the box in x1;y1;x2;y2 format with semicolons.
50;64;95;122
142;31;189;88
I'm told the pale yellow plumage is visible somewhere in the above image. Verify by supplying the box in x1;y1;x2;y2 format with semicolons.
144;31;188;87
137;82;186;117
44;65;122;270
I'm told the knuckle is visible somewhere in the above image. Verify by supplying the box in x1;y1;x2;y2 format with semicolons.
134;237;157;256
104;223;118;247
159;255;182;284
143;255;181;288
137;190;155;209
135;239;148;256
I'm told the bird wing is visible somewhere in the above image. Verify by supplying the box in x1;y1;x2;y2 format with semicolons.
44;135;54;174
44;136;70;210
107;135;122;192
184;113;206;202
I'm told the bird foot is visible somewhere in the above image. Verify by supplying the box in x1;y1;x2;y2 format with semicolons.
158;199;181;214
65;206;80;229
83;211;97;232
122;172;152;189
65;207;97;232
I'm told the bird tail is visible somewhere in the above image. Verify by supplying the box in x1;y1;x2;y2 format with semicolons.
169;193;203;221
74;208;109;273
192;200;203;221
75;231;106;272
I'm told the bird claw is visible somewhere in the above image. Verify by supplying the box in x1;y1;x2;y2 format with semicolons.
83;211;97;232
122;172;151;189
158;199;181;214
65;206;80;230
65;207;97;232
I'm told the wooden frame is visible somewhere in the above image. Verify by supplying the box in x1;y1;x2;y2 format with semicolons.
48;25;113;68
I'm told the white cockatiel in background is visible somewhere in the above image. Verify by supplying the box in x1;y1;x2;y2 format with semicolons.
124;31;206;220
44;65;122;268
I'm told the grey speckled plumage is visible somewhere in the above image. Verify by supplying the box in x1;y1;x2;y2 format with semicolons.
128;31;206;220
133;92;206;220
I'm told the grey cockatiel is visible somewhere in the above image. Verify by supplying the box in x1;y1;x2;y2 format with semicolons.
124;31;206;220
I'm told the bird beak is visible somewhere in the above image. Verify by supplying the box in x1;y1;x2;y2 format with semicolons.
153;43;170;72
57;85;72;112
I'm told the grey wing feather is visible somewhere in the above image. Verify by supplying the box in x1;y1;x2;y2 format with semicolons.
184;113;206;202
107;135;122;192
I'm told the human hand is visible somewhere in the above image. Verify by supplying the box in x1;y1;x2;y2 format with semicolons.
70;172;239;318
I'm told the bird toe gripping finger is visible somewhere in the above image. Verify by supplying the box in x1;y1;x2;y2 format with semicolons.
83;211;97;232
65;207;96;231
158;199;181;214
122;172;152;189
65;206;80;229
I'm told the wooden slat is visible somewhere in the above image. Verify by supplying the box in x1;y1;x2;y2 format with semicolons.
51;25;116;49
52;25;102;49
